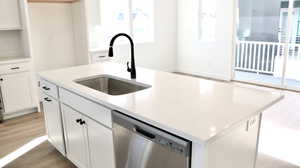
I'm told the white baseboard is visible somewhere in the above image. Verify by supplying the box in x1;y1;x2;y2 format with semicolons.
3;108;38;120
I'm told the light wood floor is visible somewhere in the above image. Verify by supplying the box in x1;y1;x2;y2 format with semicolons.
1;91;300;168
0;112;45;158
0;112;76;168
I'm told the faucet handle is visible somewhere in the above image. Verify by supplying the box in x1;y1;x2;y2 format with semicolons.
127;61;132;72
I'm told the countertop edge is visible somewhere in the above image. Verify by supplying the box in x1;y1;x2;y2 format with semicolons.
38;73;284;144
39;75;209;143
204;94;284;145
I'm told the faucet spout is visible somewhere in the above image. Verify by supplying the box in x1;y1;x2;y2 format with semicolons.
108;33;136;79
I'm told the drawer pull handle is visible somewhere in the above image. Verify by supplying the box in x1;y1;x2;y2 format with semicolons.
44;97;52;102
10;67;20;70
75;119;85;125
42;86;50;90
80;120;86;125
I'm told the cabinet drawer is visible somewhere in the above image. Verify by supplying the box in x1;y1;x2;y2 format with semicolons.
40;80;59;99
0;62;30;75
60;88;112;128
41;93;65;155
0;0;21;29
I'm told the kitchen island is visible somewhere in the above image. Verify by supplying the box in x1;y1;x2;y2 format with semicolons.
38;62;283;168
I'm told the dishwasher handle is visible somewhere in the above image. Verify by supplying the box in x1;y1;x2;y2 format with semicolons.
134;126;156;139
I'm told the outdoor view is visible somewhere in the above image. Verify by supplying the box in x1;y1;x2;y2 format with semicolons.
235;0;300;90
89;0;154;49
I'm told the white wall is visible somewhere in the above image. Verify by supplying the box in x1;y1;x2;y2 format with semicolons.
71;0;90;65
28;0;234;80
28;3;77;72
110;0;177;72
177;0;234;81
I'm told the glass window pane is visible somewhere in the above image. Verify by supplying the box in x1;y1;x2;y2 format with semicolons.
132;0;154;43
234;0;286;87
99;0;130;46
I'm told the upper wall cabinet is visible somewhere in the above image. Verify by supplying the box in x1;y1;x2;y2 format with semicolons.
0;0;22;30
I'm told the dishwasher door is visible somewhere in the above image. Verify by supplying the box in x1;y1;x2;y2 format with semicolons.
112;111;191;168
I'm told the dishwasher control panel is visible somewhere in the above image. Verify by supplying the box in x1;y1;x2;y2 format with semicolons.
156;135;189;156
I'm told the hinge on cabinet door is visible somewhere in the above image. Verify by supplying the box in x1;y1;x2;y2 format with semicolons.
246;116;257;132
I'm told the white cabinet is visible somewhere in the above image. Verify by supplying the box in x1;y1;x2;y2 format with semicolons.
62;104;115;168
85;116;115;168
40;80;115;168
0;0;21;29
62;104;89;168
1;72;33;113
42;94;65;155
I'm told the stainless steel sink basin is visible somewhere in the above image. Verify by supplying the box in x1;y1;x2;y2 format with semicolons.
75;75;151;95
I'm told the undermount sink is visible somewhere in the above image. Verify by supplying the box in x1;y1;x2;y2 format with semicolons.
75;75;151;96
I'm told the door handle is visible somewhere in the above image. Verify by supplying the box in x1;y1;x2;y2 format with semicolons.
76;119;85;125
42;86;50;90
10;67;20;70
76;119;82;123
80;120;86;125
44;97;52;102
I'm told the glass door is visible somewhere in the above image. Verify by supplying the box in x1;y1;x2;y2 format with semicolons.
234;0;286;87
283;0;300;90
234;0;300;91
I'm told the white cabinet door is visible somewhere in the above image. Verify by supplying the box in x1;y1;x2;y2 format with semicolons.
62;104;89;168
0;0;21;29
1;72;33;113
42;94;65;155
85;116;115;168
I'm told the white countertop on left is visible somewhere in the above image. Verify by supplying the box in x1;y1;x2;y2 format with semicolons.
38;62;283;144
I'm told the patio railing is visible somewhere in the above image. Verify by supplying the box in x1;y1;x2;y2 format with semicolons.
235;41;300;74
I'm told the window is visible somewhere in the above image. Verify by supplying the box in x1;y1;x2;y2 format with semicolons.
98;0;154;46
132;0;154;43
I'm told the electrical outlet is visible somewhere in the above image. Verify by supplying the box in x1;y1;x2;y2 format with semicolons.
246;116;257;131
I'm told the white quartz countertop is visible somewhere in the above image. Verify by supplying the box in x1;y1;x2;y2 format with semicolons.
39;62;283;144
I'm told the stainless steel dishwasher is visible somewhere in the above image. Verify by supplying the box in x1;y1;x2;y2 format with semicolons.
112;111;191;168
